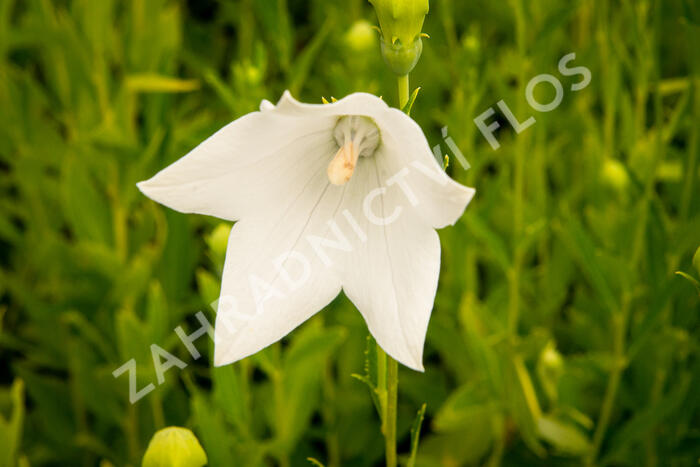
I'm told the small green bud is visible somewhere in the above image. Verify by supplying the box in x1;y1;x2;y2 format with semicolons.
369;0;429;75
345;20;376;54
541;345;563;371
462;33;480;56
601;158;629;192
142;427;207;467
380;38;423;76
693;246;700;277
537;342;564;402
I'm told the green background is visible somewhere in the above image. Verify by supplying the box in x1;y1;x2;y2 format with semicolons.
0;0;698;465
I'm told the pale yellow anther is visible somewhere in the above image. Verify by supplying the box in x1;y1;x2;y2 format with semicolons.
327;141;359;186
327;115;380;186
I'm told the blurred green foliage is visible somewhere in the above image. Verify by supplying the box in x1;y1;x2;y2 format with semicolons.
0;0;698;465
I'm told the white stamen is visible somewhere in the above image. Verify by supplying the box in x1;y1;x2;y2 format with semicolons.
327;116;380;185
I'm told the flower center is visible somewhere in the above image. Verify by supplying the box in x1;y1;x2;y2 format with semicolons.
327;116;380;186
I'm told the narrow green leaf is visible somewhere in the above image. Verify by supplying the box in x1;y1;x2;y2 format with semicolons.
202;69;237;113
537;415;591;455
0;378;25;466
407;403;427;467
401;87;421;116
125;74;200;93
433;382;498;431
675;271;700;295
354;335;381;417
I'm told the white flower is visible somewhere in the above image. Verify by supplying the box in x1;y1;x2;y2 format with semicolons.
137;91;474;371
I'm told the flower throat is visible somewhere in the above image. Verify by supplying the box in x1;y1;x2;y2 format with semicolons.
327;116;380;186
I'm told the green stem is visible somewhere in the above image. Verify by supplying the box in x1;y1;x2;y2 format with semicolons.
385;357;398;467
150;389;165;429
376;73;409;467
272;366;291;467
126;403;139;461
588;299;629;464
509;0;526;339
680;83;698;220
376;344;398;467
398;75;409;109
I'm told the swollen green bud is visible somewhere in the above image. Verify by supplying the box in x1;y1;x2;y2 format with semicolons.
537;342;563;403
345;20;376;54
142;427;207;467
369;0;429;75
601;158;629;192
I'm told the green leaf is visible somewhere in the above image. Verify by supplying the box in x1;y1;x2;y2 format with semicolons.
189;390;235;467
401;87;421;116
536;415;591;455
202;68;237;113
278;324;346;447
675;271;700;295
351;335;381;417
0;379;25;466
157;210;197;304
115;308;153;380
212;363;250;435
196;269;220;306
146;280;169;344
433;381;499;431
407;403;426;467
125;74;200;93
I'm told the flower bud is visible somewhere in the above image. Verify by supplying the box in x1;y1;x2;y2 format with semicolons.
463;34;480;56
345;20;376;54
541;345;563;371
369;0;429;75
600;158;629;192
142;427;207;467
537;342;564;402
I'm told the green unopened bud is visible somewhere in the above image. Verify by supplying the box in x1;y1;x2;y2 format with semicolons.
537;342;564;402
601;158;629;192
369;0;429;75
463;33;480;56
345;20;376;54
142;427;207;467
541;345;563;371
693;246;700;277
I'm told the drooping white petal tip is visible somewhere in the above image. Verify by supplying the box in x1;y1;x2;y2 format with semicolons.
411;359;426;373
406;347;425;372
212;343;228;367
